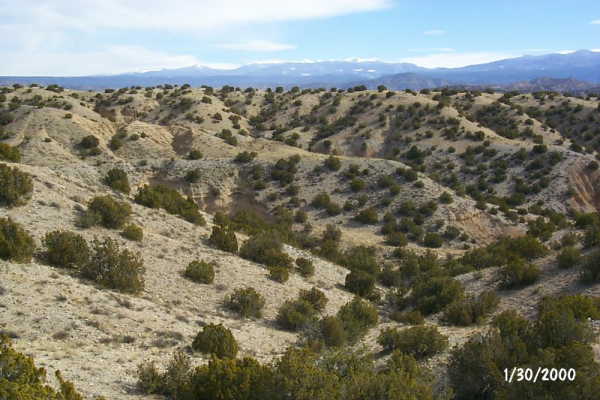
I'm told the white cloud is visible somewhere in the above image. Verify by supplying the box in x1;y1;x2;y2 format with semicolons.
556;49;576;54
0;46;238;76
424;29;446;36
591;19;600;24
215;40;295;52
1;0;391;32
400;52;517;68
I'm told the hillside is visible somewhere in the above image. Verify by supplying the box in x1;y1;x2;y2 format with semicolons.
2;82;600;399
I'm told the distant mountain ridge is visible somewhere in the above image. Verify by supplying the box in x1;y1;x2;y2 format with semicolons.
1;50;600;90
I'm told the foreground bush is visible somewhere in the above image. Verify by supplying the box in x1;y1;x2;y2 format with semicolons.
184;260;215;284
82;195;131;229
135;184;205;225
320;316;347;347
43;230;89;269
225;287;265;318
377;326;448;359
449;306;600;399
192;324;238;358
103;168;130;194
121;223;143;241
299;287;328;312
344;270;375;298
0;335;85;400
239;232;292;268
137;346;435;400
81;237;145;293
0;163;33;207
208;225;238;253
0;143;20;162
0;217;35;263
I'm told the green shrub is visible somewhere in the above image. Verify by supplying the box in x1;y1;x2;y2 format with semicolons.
354;207;378;224
460;235;548;270
377;326;448;359
299;287;328;312
438;192;453;204
239;232;292;268
184;168;201;183
234;151;257;163
324;155;341;171
390;310;425;325
188;149;203;160
320;316;347;347
423;232;443;248
0;217;35;263
135;184;205;225
208;225;238;253
80;135;99;149
269;266;290;283
185;260;215;284
43;230;89;268
0;143;20;162
557;246;581;269
386;231;408;247
0;336;85;400
344;270;375;297
192;323;238;358
225;287;265;318
350;178;365;192
0;163;33;207
411;277;464;315
136;360;163;395
296;257;315;277
121;224;143;241
109;136;123;151
81;237;145;293
276;299;317;331
442;290;499;326
337;297;379;343
311;192;331;209
342;245;380;275
103;168;130;194
499;258;540;288
581;249;600;283
84;195;131;229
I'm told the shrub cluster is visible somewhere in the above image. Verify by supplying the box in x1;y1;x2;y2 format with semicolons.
442;290;499;326
0;217;36;263
225;287;265;318
0;163;33;207
499;258;540;289
449;299;600;399
208;224;238;253
138;345;435;400
377;326;448;359
269;265;290;283
184;260;215;284
0;336;85;400
103;168;130;194
121;224;143;241
239;232;292;269
43;230;89;268
192;324;238;358
81;195;131;229
81;237;145;293
0;143;20;162
296;257;315;277
276;288;328;331
135;184;205;225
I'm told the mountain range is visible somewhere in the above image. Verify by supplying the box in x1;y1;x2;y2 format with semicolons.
2;50;600;92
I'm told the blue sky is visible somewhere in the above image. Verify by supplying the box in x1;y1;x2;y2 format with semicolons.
1;0;600;75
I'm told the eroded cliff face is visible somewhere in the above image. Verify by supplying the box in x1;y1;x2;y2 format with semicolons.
568;159;600;213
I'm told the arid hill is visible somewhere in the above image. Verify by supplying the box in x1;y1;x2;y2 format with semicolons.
2;83;600;399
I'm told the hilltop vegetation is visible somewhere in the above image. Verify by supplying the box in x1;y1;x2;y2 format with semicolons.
1;82;600;399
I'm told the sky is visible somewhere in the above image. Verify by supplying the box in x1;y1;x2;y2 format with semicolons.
1;0;600;76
